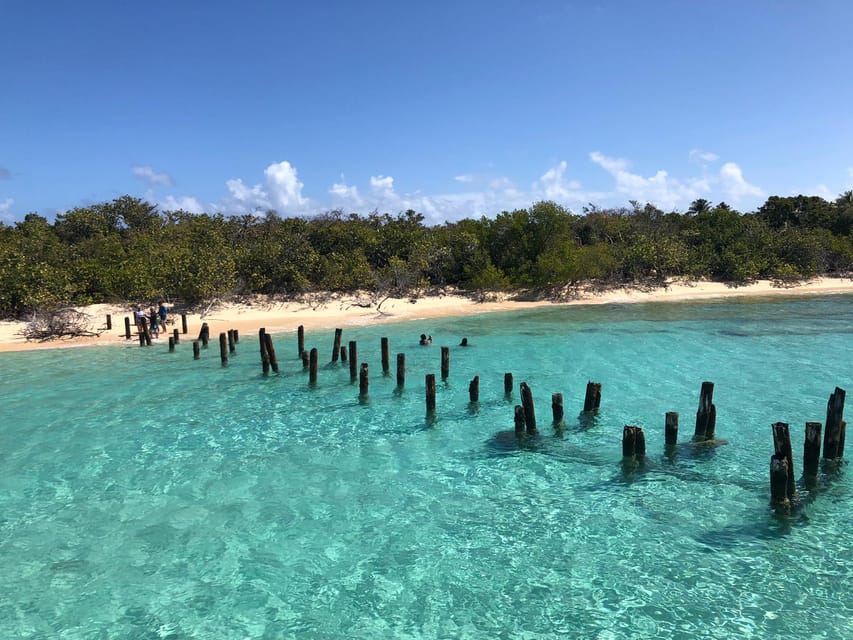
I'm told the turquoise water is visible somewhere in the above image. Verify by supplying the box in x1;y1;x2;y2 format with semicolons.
1;295;852;639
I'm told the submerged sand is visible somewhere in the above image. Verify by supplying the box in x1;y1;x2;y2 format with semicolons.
1;277;851;353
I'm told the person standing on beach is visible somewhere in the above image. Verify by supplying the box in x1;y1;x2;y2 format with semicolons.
149;307;160;338
158;301;168;327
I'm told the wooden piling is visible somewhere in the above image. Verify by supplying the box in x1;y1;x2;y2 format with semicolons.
469;376;480;403
551;393;564;424
381;337;390;374
106;314;112;330
514;406;526;435
504;373;513;396
168;336;175;352
803;421;822;477
771;422;796;499
694;381;716;440
297;325;305;358
520;382;537;435
181;313;188;334
665;412;679;447
441;346;450;381
770;455;791;511
396;353;405;387
124;317;132;340
348;341;358;381
309;348;318;385
340;346;347;362
264;333;279;373
233;329;239;343
359;363;369;399
622;425;645;461
582;382;601;413
331;328;343;363
173;328;180;345
823;387;846;459
227;329;235;353
199;322;209;348
139;317;151;346
302;350;309;368
259;328;270;376
219;332;228;366
426;374;436;415
192;340;200;360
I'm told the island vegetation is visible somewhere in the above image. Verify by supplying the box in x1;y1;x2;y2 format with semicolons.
1;191;852;318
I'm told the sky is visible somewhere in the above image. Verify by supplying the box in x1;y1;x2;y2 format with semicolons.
1;0;852;225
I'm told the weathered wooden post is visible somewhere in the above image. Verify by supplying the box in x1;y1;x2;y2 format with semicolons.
106;314;112;330
381;337;390;375
771;422;796;499
227;329;235;354
552;393;564;424
233;329;239;344
181;313;188;334
331;328;343;363
770;455;791;512
340;346;347;362
199;322;209;348
173;328;180;345
297;325;304;358
168;336;175;352
124;317;132;340
441;346;450;381
469;376;480;403
264;333;279;373
192;340;200;360
582;382;601;413
359;363;369;399
302;350;309;368
622;425;646;462
803;421;822;478
504;373;514;396
396;353;405;387
348;341;358;381
309;348;318;385
823;387;846;459
139;317;151;346
514;406;526;435
426;374;436;415
259;328;270;376
520;382;537;435
219;332;228;366
694;381;716;440
665;412;679;447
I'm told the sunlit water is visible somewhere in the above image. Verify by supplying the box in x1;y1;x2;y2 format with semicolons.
1;295;851;639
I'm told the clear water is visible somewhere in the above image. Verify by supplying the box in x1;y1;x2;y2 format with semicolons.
1;295;851;639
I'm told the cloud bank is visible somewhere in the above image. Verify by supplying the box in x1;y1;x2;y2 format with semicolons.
151;151;773;222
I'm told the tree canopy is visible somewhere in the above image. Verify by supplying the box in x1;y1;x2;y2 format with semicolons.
1;193;851;316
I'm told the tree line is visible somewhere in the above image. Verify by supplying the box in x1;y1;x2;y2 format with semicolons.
1;191;852;316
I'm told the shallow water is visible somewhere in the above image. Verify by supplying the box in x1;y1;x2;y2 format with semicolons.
1;295;851;638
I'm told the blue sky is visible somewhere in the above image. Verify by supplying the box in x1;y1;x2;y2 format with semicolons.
1;0;852;224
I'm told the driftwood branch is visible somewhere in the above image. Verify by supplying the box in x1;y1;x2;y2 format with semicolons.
20;308;100;342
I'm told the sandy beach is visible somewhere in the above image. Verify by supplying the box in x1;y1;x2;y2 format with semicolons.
1;277;851;354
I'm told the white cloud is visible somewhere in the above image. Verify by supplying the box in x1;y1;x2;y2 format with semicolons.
719;162;762;201
131;165;174;187
329;177;362;207
0;197;13;222
161;195;205;213
225;178;271;212
370;175;395;195
536;161;583;200
265;161;307;211
689;149;719;164
454;174;474;183
590;151;709;209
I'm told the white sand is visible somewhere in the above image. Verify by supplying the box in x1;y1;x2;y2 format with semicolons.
1;277;851;353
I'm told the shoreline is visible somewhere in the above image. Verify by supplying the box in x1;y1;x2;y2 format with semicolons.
1;277;851;354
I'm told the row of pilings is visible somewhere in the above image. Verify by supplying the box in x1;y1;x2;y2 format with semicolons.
122;314;847;512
